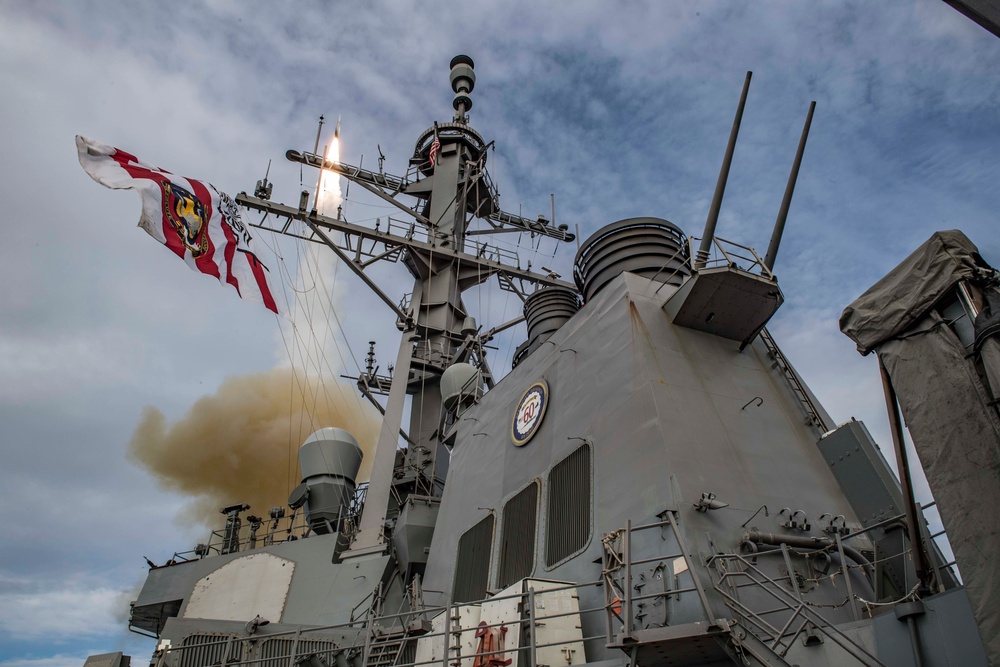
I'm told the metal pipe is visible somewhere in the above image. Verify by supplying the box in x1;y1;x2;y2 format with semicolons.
527;587;538;667
312;144;328;214
957;280;981;318
764;100;816;271
878;358;933;593
347;305;420;554
666;511;715;621
313;115;325;155
630;586;698;603
602;546;614;643
743;529;873;578
780;543;804;600
771;603;805;650
740;604;807;617
627;517;674;531
895;601;927;667
628;552;685;567
696;71;752;268
441;602;451;667
239;194;575;289
723;556;883;665
289;628;301;667
532;604;609;621
361;583;380;667
836;532;861;622
907;617;925;667
624;519;633;635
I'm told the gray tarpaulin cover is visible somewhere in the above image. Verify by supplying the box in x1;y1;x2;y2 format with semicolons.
976;286;1000;406
840;231;1000;665
840;230;989;355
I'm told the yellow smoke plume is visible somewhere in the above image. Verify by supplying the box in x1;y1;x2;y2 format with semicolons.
128;367;381;527
129;128;367;529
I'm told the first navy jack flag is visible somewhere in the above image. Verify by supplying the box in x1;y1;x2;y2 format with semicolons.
76;135;281;314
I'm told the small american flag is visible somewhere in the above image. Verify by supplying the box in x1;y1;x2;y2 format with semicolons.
429;133;441;167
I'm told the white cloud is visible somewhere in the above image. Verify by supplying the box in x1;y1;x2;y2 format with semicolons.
1;653;103;667
0;330;145;404
0;577;135;641
0;1;995;661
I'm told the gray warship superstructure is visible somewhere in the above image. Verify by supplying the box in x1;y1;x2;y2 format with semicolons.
88;57;1000;667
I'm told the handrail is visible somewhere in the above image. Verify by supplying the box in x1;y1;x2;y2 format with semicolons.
155;580;604;667
708;552;886;666
689;235;775;281
599;512;891;666
154;485;373;565
600;510;717;646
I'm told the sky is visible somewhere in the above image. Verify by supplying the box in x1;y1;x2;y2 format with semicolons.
1;1;999;665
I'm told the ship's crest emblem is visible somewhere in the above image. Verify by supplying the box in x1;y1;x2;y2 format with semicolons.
162;181;209;257
511;380;548;446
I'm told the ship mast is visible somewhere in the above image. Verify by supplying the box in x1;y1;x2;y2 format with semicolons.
238;55;576;557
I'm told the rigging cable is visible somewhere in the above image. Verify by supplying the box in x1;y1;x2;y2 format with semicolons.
294;213;419;493
255;219;311;499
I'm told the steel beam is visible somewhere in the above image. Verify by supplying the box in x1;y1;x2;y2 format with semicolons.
238;194;575;290
286;150;575;243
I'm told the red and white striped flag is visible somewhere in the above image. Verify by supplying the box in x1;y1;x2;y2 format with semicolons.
428;132;441;168
76;136;281;315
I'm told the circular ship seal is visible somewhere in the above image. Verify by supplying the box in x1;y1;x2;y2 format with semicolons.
511;380;548;446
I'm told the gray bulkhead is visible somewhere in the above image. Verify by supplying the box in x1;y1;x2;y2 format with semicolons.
132;535;395;642
422;270;867;658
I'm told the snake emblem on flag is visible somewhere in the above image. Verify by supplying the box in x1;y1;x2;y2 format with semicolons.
162;182;210;257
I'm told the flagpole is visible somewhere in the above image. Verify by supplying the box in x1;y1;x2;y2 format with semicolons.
313;144;327;214
313;115;325;155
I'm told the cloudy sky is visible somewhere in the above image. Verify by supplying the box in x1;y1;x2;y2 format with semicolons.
1;1;998;665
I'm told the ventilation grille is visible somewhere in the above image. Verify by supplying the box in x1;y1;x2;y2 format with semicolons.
178;634;240;667
498;482;539;588
546;445;592;566
453;514;495;603
258;638;340;667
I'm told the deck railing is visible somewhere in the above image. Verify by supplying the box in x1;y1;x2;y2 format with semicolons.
150;578;607;667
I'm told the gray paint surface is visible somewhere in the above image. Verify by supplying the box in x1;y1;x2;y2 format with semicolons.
423;271;874;661
133;534;391;640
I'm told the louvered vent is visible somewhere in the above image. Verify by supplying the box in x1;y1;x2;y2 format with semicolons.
258;638;340;667
545;444;592;566
178;634;240;667
453;514;494;603
497;482;539;588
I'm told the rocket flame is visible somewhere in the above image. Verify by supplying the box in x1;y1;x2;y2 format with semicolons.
285;129;347;374
316;135;341;217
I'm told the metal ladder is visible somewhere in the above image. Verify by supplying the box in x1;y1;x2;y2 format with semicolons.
758;327;828;430
366;630;409;667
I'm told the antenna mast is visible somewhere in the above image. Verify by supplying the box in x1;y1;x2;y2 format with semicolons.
764;101;816;271
237;55;576;557
696;72;752;268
